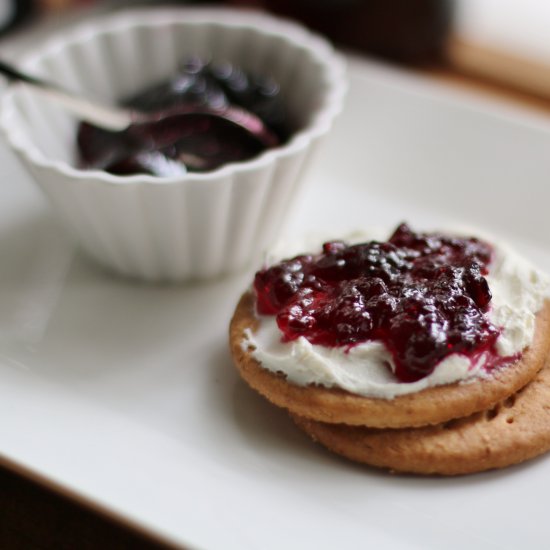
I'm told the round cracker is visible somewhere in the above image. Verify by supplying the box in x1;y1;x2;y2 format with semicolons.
229;292;550;428
292;359;550;475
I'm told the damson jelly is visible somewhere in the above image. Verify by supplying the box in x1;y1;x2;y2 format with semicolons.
254;224;505;382
77;58;290;176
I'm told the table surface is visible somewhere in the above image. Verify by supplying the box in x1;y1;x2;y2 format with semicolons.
2;8;550;550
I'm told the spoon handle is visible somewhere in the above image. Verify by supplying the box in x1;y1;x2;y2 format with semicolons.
0;59;50;86
0;58;133;131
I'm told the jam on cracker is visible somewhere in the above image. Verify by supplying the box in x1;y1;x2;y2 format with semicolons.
254;223;507;382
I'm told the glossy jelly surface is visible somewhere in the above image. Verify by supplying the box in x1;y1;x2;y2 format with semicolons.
254;224;505;382
77;58;289;176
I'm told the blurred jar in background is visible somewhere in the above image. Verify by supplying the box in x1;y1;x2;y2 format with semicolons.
228;0;454;64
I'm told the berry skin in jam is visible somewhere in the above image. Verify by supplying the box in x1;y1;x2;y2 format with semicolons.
253;224;507;383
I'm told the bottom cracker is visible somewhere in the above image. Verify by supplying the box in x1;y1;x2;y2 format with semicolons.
293;359;550;475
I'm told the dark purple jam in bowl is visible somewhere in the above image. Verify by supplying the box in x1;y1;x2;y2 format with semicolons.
254;223;507;383
77;58;291;177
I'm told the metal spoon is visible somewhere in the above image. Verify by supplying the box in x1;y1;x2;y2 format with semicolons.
0;59;140;131
0;58;279;148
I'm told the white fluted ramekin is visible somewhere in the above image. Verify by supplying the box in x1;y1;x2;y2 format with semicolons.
0;8;346;281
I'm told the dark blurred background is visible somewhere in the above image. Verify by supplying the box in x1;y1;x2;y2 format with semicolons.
5;0;550;104
1;0;455;64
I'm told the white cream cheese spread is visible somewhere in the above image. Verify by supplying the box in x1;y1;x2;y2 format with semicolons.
242;230;550;399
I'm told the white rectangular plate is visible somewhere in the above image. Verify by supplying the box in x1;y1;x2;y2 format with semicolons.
1;56;550;550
